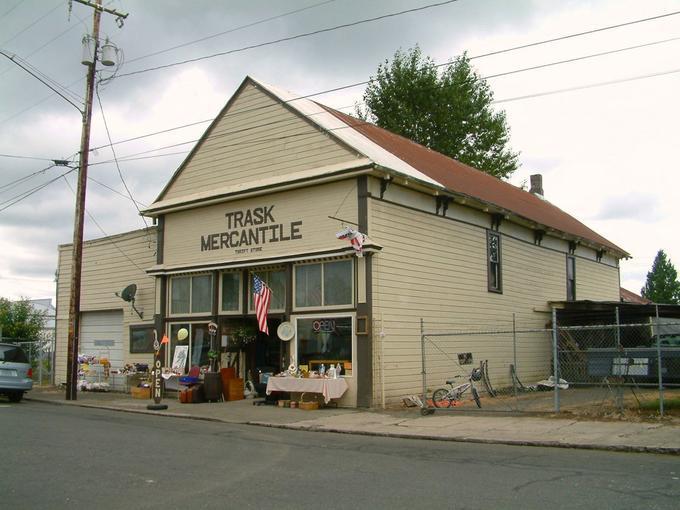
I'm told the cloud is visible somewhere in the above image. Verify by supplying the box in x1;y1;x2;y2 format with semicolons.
593;193;662;221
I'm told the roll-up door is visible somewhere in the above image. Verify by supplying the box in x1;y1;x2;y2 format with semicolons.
79;310;124;368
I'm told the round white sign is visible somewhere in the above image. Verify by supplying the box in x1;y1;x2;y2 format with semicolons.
277;321;295;341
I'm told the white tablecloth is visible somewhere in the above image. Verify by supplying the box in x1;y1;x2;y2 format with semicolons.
266;376;348;404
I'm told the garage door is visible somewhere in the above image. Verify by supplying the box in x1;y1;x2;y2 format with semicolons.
79;310;124;368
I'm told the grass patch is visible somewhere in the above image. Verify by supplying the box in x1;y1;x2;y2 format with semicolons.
639;397;680;411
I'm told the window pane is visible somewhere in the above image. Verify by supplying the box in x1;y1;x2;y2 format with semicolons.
269;270;286;310
295;264;321;308
130;327;155;353
296;317;352;375
171;277;190;314
169;323;190;374
324;260;352;305
190;324;210;368
191;274;212;313
221;272;240;312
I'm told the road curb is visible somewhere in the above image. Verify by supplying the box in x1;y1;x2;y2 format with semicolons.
25;397;680;455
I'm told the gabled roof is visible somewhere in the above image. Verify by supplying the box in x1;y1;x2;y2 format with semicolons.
147;76;627;257
320;105;627;256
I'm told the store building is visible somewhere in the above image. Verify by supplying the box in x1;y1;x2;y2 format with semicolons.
55;76;628;407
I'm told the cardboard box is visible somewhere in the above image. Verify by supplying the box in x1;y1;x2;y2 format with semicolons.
131;386;150;399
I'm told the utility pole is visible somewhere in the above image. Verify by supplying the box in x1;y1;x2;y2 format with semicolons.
65;0;128;400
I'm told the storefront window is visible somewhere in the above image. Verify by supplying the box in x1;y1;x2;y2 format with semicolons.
296;316;352;376
170;274;213;315
168;323;209;373
170;277;190;314
324;260;352;305
249;269;286;311
295;259;353;309
221;272;241;313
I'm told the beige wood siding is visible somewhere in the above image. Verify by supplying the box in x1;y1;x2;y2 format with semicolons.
161;82;362;201
55;228;157;385
368;186;621;407
575;257;620;301
162;180;358;268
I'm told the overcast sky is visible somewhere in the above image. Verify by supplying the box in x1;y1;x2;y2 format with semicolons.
1;0;679;304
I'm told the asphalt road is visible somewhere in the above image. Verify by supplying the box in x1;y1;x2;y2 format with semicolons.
2;401;679;509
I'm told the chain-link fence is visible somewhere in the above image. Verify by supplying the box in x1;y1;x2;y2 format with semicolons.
417;310;680;417
418;317;555;413
11;339;55;386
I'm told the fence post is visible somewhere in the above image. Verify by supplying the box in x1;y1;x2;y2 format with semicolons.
552;307;560;413
420;318;427;401
615;306;623;410
655;305;664;417
512;312;517;398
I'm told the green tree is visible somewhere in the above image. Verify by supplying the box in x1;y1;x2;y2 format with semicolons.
0;298;46;342
358;46;519;179
641;250;680;304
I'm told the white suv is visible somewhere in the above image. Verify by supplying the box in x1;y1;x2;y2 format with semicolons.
0;343;33;402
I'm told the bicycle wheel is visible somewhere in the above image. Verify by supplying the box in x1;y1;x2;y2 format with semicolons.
432;388;451;408
471;386;481;408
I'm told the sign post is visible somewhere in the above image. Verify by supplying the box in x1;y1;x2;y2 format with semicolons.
147;331;168;411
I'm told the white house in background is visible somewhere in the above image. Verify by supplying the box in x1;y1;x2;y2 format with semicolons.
29;298;56;341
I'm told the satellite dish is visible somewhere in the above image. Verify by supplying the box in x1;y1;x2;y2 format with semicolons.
277;322;295;341
121;284;137;302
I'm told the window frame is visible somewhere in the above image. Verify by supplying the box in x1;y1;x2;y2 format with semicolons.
291;312;355;378
168;273;213;317
293;259;355;311
129;325;156;354
247;267;287;314
165;321;210;371
219;270;243;315
487;230;503;294
566;256;576;301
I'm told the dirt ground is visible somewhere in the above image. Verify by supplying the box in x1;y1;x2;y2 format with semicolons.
425;385;680;424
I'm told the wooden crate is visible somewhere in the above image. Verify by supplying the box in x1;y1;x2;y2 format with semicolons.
131;386;150;399
226;378;244;401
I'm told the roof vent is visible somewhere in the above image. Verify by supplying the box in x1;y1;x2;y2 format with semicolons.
529;174;544;197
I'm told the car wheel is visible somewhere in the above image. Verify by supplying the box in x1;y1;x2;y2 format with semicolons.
8;392;23;403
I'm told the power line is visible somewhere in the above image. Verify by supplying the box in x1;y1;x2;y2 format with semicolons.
494;66;680;104
95;84;149;228
0;50;83;112
469;9;680;62
127;0;337;65
0;164;57;194
61;174;149;274
0;167;75;212
482;36;680;81
116;0;463;78
0;1;22;20
0;0;65;47
0;153;58;162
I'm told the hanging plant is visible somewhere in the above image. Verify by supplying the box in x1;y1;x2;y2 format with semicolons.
228;324;257;351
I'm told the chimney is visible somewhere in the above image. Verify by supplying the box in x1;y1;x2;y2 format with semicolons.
529;174;544;197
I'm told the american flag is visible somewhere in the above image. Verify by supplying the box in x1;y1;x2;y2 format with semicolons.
253;275;271;335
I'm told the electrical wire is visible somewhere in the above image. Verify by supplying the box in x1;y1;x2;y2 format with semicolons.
61;174;149;274
0;50;83;112
0;1;22;20
0;164;58;195
116;0;463;78
0;153;58;162
126;0;337;65
0;167;75;212
494;67;680;104
0;0;65;47
87;174;148;207
95;84;149;228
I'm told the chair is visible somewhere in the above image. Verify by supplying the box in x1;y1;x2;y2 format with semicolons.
252;366;285;406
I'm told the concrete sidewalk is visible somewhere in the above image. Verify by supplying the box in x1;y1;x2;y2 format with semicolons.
25;388;680;454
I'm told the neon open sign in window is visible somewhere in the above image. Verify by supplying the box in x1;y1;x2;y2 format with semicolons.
312;319;336;333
